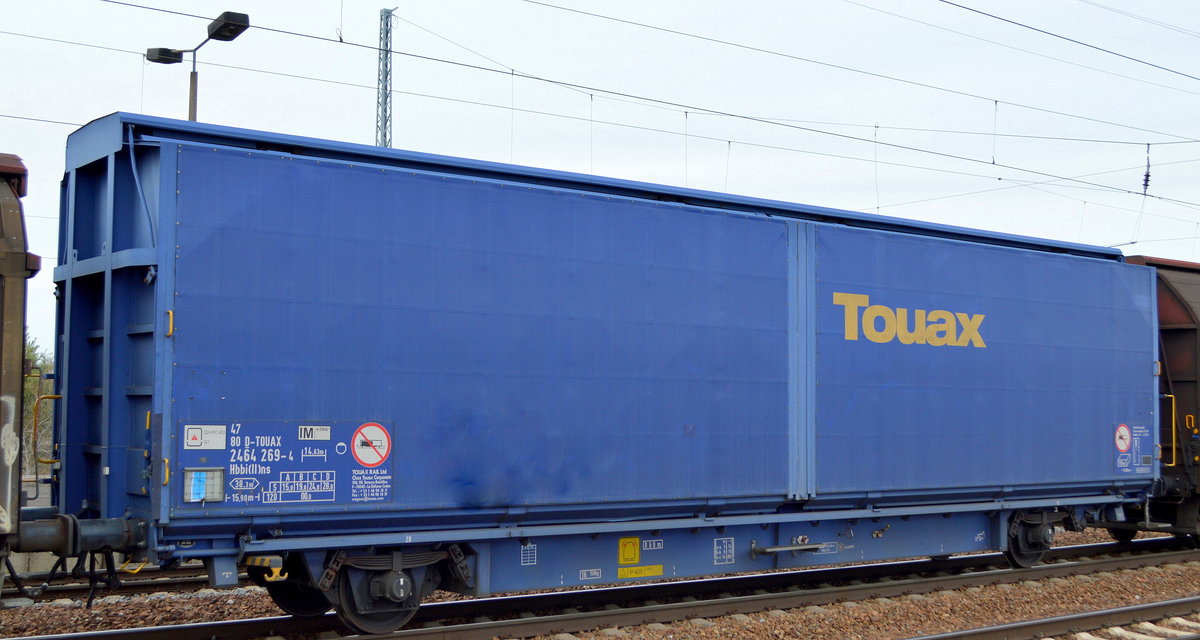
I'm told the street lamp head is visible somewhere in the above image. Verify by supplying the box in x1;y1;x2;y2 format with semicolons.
146;48;184;64
148;10;249;121
207;11;250;41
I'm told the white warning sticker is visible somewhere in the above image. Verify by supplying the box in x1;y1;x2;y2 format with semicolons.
298;425;331;441
261;470;336;503
713;537;736;565
520;544;538;566
183;425;227;450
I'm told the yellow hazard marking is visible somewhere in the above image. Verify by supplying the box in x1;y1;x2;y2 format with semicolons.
618;565;664;579
618;537;640;565
244;555;282;568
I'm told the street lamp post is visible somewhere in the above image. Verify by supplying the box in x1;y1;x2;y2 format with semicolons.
146;11;250;121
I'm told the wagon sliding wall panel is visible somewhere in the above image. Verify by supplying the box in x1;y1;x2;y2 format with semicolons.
166;144;799;529
812;226;1158;503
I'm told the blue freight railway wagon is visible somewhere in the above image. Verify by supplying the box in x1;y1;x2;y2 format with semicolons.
44;113;1156;632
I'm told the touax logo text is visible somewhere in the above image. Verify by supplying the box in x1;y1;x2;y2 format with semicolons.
833;292;987;348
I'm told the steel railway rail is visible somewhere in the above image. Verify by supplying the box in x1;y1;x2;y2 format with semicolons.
911;597;1200;640
5;539;1196;640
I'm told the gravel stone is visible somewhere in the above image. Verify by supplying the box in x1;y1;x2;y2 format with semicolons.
689;618;716;627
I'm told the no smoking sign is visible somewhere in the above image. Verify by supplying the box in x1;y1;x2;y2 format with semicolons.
351;422;392;468
1115;424;1132;453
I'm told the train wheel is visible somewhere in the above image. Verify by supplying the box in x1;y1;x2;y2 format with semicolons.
266;580;335;617
246;566;333;617
334;567;423;634
1003;545;1044;568
1003;518;1053;568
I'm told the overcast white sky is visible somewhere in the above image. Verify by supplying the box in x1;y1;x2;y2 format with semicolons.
4;1;1200;349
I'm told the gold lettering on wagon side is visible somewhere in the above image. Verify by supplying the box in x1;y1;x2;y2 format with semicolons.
832;292;986;348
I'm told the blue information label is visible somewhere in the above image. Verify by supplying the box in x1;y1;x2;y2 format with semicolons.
1115;424;1153;475
176;420;394;510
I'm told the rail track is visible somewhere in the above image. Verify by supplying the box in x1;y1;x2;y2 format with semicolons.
911;596;1200;639
6;538;1198;640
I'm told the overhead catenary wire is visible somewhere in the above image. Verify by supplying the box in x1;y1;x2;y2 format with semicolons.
1076;0;1200;41
10;5;1200;231
12;103;1195;230
99;0;1200;144
379;5;1200;145
0;30;1037;188
512;0;1200;143
74;4;1200;208
8;87;1195;228
872;157;1200;222
6;21;1200;214
1109;236;1200;248
841;0;1200;98
0;114;81;127
711;115;1194;146
935;0;1200;84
